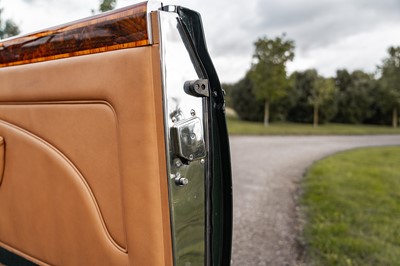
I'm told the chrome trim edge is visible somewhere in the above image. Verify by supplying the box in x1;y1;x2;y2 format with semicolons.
156;9;209;266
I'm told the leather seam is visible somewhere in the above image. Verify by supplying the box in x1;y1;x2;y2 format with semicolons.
0;119;127;253
105;102;131;252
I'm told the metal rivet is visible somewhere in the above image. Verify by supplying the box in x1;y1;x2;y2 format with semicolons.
190;133;196;140
200;159;205;164
189;154;194;160
190;109;196;116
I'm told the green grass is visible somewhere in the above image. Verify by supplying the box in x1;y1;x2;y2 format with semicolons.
227;117;400;135
301;146;400;266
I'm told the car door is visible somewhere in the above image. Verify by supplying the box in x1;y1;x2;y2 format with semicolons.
0;1;232;265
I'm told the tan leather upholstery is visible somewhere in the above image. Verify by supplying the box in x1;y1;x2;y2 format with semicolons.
0;102;126;249
0;46;172;265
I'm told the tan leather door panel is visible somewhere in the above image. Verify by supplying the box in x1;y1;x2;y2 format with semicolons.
0;119;127;265
0;47;172;265
0;102;126;249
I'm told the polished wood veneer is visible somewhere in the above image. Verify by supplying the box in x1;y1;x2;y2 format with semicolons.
0;2;149;67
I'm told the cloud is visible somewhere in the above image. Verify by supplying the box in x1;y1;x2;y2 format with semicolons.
255;0;400;51
3;0;98;33
3;0;400;82
192;0;400;81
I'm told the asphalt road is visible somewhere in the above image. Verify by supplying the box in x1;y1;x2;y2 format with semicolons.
230;135;400;266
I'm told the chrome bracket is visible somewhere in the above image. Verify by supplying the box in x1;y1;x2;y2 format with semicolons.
184;79;210;97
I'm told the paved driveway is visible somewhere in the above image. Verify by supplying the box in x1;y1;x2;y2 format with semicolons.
230;135;400;266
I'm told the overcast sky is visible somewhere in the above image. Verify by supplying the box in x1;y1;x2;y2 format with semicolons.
2;0;400;83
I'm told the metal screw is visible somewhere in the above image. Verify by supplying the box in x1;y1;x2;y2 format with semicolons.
190;109;196;116
190;133;196;140
174;173;189;186
189;154;194;160
175;160;182;168
200;159;205;164
178;177;189;186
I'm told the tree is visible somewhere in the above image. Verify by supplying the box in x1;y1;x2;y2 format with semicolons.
0;2;20;39
249;35;295;126
379;46;400;128
365;83;393;125
99;0;116;12
308;76;335;127
231;73;264;122
333;70;375;124
287;70;337;124
335;69;352;92
92;0;117;14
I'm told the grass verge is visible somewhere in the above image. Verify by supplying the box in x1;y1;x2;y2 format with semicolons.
227;117;400;135
301;146;400;266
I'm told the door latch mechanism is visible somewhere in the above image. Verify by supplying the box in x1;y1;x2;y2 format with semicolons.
171;117;206;164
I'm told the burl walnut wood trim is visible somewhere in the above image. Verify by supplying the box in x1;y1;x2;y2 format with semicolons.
0;2;149;67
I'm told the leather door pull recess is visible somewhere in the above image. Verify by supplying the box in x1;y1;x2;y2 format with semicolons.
0;137;4;186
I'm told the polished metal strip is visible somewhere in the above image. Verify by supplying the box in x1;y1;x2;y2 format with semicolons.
156;9;208;266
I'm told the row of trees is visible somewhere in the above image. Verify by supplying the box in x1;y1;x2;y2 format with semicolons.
224;35;400;127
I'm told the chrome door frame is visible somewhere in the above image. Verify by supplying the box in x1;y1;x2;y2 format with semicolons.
154;5;233;266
